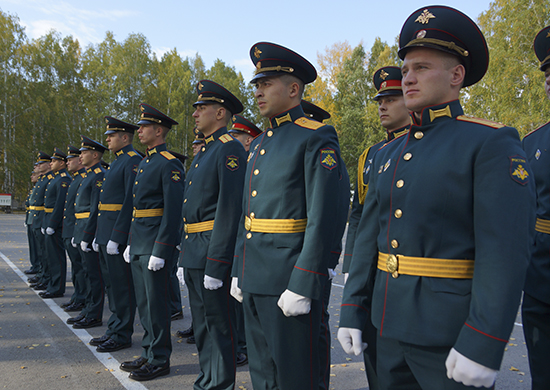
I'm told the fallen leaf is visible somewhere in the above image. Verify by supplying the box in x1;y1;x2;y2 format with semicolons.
510;366;519;371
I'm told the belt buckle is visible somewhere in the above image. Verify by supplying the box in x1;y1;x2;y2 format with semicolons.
244;216;252;231
386;254;399;278
184;224;188;234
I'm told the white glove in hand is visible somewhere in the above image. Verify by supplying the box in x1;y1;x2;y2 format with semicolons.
344;273;349;284
338;327;367;356
445;347;497;388
277;289;311;317
41;227;45;235
123;246;131;263
230;277;243;303
147;255;165;271
92;238;99;252
24;222;27;228
71;237;77;248
176;244;181;251
328;268;337;280
106;240;119;255
204;274;223;290
46;227;55;235
80;241;91;252
177;267;185;286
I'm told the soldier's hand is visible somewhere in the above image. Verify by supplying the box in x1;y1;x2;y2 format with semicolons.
106;240;119;255
123;246;131;263
80;241;91;253
147;255;165;271
277;289;311;317
337;327;367;356
92;238;99;252
177;267;185;286
46;227;55;235
230;277;243;303
344;273;349;284
328;268;337;280
446;347;497;388
204;275;223;290
41;227;45;235
71;237;77;248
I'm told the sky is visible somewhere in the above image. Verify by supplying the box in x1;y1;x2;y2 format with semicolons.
2;0;493;80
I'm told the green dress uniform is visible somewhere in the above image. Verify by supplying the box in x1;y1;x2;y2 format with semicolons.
520;25;550;390
180;80;246;390
25;178;40;274
96;117;141;348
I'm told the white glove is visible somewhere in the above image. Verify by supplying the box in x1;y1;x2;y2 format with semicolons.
204;274;223;290
41;227;45;235
123;245;130;263
24;222;27;227
71;237;77;248
177;267;185;286
445;348;497;388
344;273;349;284
106;240;119;255
46;227;55;235
147;255;165;271
230;277;243;303
92;238;99;252
328;268;337;280
338;327;368;356
80;241;91;252
277;289;311;317
176;244;181;251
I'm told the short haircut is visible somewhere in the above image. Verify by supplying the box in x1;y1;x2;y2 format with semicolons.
280;74;305;99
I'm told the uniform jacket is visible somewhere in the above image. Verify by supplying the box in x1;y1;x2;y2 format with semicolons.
43;169;72;230
180;126;247;280
26;183;39;225
73;163;105;244
340;100;535;370
30;171;53;229
233;104;344;300
96;144;142;246
129;143;184;260
522;121;550;304
62;168;86;239
327;155;350;270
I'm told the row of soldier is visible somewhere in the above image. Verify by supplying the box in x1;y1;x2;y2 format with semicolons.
20;4;550;390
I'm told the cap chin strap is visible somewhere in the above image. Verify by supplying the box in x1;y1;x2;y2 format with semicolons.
405;38;469;57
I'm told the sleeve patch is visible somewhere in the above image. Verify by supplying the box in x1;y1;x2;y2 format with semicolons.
226;155;239;171
320;148;337;170
171;170;182;182
133;164;138;174
160;151;175;160
61;182;68;188
509;155;530;185
96;179;103;188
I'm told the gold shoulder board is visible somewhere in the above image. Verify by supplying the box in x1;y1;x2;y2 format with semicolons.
294;117;325;130
160;151;175;160
219;134;234;143
60;172;66;177
127;151;137;157
94;167;102;174
457;115;504;129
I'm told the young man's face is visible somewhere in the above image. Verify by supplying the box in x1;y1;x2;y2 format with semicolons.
79;150;96;168
137;124;158;148
401;48;458;114
50;158;65;172
192;104;221;135
231;132;252;152
377;94;410;132
192;142;203;156
106;132;127;152
544;67;550;101
66;157;81;173
254;76;293;118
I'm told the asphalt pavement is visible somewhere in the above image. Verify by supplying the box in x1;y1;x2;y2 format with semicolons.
0;213;532;389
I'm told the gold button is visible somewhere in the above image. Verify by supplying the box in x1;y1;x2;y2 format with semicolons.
183;217;186;222
140;169;143;173
246;232;252;239
251;190;257;197
195;163;198;168
414;131;424;139
189;181;192;185
260;149;265;155
391;239;399;248
135;181;138;185
403;153;412;161
133;194;135;198
146;159;149;163
396;179;404;188
185;234;189;239
98;213;101;216
250;212;255;218
267;130;273;137
202;147;205;152
254;169;260;175
394;209;403;218
184;199;187;203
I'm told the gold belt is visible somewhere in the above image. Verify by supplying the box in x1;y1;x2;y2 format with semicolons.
535;218;550;235
75;212;90;219
244;216;307;233
184;220;215;233
377;252;474;279
133;208;164;218
44;208;54;213
29;206;44;211
99;203;123;211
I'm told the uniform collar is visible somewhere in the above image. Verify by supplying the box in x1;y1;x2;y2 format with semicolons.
386;124;410;141
203;127;228;151
412;100;463;127
269;104;304;129
115;143;135;158
146;142;167;157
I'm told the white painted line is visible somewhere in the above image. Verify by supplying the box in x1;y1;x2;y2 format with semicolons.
0;250;147;390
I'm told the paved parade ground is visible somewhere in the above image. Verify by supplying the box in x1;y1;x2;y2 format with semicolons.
0;213;532;389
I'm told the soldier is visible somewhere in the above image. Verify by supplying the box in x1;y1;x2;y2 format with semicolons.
191;132;205;157
60;145;87;312
119;103;184;381
89;117;142;353
339;66;411;390
24;170;40;276
228;114;262;152
39;147;72;299
180;80;246;389
230;42;346;389
69;136;107;329
338;6;535;389
521;25;550;390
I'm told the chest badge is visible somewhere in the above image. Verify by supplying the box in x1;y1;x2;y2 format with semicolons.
535;149;541;160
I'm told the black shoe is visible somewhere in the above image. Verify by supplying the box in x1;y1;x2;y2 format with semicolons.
67;314;85;324
24;269;38;275
33;284;47;291
236;353;248;367
89;334;110;346
186;335;195;344
64;302;85;312
97;338;131;353
27;276;39;283
171;311;183;321
120;357;148;372
73;318;102;329
39;291;64;299
29;282;39;288
60;301;73;309
129;362;170;381
176;326;194;338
